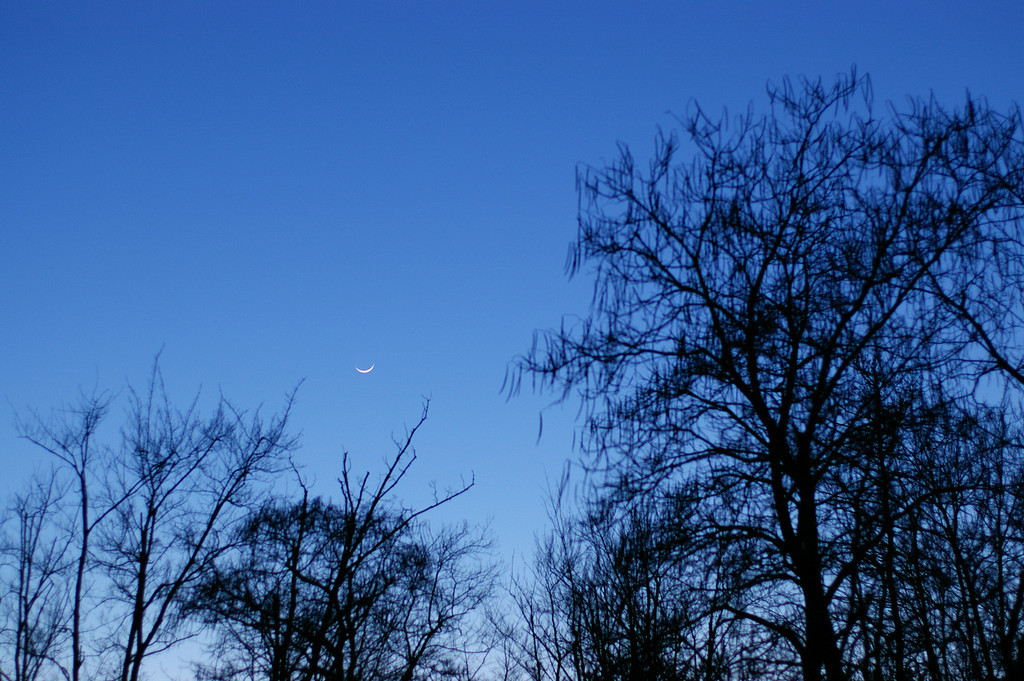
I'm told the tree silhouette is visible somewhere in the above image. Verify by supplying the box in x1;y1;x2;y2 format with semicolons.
0;474;72;681
3;369;496;681
513;70;1024;681
7;360;298;681
504;490;754;681
186;405;497;681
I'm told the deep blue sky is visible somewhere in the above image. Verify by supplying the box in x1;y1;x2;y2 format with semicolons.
3;1;1023;562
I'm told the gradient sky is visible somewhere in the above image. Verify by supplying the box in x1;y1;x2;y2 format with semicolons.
3;1;1023;564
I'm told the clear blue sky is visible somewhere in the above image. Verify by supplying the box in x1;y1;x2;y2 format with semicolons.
3;1;1023;562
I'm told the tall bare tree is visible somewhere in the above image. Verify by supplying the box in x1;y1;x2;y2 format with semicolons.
513;71;1024;681
100;363;297;681
12;360;297;681
0;473;72;681
17;394;122;681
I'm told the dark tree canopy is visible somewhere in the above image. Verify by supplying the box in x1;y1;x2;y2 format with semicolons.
515;71;1024;681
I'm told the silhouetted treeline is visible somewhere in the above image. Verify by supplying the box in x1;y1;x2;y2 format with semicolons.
0;368;495;681
5;71;1024;681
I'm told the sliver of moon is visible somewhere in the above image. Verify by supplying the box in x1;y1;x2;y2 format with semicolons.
356;364;374;374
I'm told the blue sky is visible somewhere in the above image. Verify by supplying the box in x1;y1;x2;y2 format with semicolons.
2;1;1023;563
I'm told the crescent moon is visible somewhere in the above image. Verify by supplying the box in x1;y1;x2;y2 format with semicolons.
356;364;374;374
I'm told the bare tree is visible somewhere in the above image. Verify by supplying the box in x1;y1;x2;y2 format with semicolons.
503;486;771;681
188;404;497;681
17;394;123;681
99;362;297;681
11;360;298;681
513;70;1024;681
0;473;72;681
